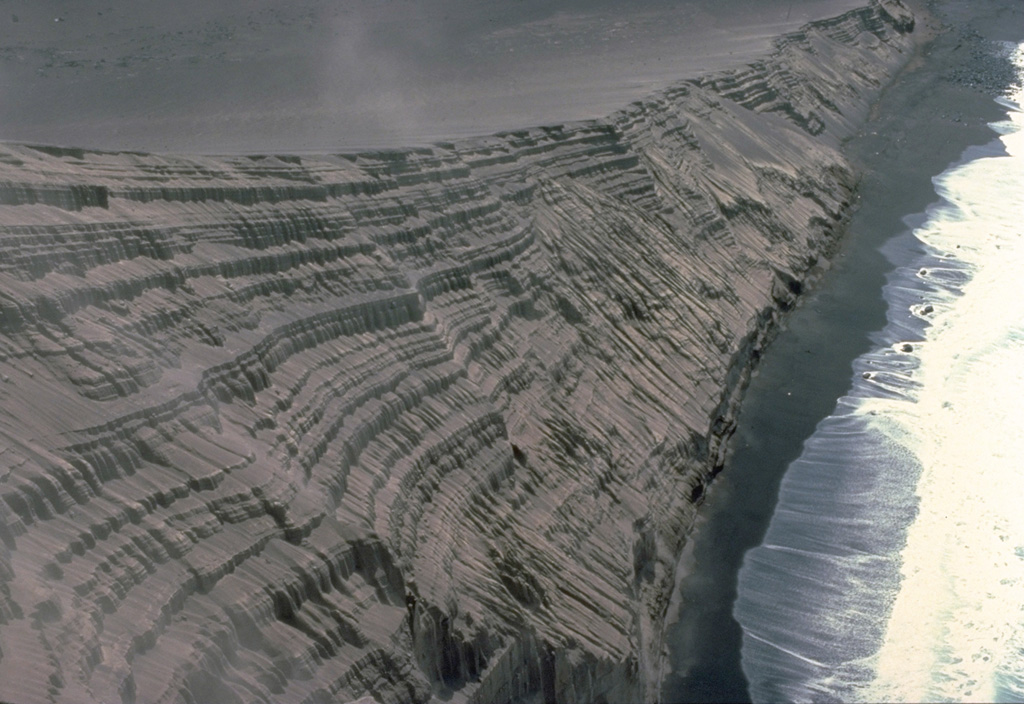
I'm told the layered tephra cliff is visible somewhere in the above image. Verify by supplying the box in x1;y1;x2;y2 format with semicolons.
0;3;914;702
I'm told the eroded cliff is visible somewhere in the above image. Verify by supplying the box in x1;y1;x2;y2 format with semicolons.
0;3;914;702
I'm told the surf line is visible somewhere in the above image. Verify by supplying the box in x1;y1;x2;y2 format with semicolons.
735;41;1024;704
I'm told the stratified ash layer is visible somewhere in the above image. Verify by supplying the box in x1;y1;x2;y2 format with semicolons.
0;2;913;702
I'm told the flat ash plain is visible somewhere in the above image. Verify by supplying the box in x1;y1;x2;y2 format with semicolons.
2;0;863;154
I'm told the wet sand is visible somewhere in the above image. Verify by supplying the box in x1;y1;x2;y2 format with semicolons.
660;0;1024;701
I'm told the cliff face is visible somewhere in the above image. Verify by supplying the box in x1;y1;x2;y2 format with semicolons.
0;3;914;703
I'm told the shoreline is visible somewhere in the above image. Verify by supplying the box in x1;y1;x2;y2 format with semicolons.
659;0;1024;700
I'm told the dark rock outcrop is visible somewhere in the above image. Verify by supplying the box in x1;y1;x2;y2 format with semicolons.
0;3;915;702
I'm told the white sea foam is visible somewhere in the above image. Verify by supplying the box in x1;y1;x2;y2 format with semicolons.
737;43;1024;703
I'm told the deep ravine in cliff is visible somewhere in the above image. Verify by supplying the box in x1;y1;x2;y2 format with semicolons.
0;3;916;702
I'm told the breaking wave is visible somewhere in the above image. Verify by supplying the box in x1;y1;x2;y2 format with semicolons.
736;43;1024;703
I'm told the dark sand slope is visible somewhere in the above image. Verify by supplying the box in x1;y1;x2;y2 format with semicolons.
0;3;915;703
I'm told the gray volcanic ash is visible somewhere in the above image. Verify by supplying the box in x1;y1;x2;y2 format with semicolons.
0;2;914;702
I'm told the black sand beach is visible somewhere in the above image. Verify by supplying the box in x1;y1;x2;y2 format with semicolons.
660;0;1024;700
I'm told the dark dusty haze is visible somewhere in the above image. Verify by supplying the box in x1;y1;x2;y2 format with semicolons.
1;0;862;153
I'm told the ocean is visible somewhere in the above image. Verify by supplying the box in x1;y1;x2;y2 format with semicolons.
735;42;1024;703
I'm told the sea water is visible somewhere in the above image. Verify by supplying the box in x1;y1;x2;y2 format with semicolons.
735;43;1024;703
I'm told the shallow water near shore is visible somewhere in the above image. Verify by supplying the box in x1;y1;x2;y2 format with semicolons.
736;43;1024;702
660;12;1024;700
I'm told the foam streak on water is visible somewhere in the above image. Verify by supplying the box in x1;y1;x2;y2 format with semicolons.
736;44;1024;703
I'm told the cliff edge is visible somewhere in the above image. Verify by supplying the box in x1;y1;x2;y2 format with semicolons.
0;3;914;702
